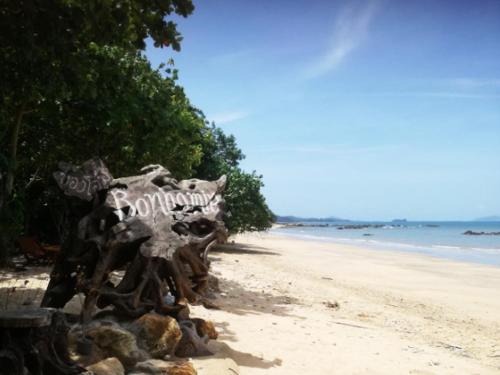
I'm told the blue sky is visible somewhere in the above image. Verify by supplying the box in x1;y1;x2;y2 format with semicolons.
146;0;500;221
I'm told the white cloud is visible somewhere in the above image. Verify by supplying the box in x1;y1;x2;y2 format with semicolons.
305;0;380;79
211;110;249;125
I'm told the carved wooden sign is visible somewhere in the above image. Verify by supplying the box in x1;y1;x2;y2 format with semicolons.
43;160;227;327
53;158;113;201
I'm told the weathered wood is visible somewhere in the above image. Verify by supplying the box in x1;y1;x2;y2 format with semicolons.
53;158;113;201
0;308;53;328
42;161;227;327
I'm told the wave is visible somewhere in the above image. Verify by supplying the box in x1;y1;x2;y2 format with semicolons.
271;228;500;257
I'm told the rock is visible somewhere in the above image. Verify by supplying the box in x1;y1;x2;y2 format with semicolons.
68;324;106;366
463;230;500;236
131;359;197;375
336;224;385;230
323;301;340;310
175;321;212;358
86;357;124;375
131;313;182;358
192;318;218;340
85;321;145;368
167;361;197;375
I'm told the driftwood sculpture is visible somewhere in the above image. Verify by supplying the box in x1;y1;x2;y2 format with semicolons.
42;159;227;323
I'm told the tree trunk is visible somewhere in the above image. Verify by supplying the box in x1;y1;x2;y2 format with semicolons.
0;103;26;265
5;103;26;197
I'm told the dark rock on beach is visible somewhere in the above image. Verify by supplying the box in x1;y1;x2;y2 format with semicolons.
280;223;331;228
463;230;500;236
336;224;385;230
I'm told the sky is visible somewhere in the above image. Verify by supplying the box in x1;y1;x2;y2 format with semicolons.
146;0;500;221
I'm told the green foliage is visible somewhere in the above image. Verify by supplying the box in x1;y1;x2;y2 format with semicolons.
223;168;276;234
0;0;194;262
196;124;245;180
0;0;274;260
0;0;195;131
0;0;195;162
195;125;275;234
18;45;205;181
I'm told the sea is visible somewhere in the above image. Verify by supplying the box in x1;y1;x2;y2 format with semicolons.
271;221;500;267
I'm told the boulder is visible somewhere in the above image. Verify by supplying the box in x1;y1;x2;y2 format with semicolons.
86;357;124;375
85;321;146;368
175;321;212;358
131;313;182;358
67;324;105;366
192;318;218;340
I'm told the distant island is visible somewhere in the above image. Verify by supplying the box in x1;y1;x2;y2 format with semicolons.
391;218;407;223
475;216;500;222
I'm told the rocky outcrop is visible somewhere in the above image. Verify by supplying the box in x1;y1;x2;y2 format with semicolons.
336;224;385;230
463;230;500;236
84;321;146;368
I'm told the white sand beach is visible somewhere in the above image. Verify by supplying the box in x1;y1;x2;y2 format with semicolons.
191;232;500;375
2;232;500;374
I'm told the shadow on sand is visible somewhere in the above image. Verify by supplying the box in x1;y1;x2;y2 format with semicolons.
215;276;301;318
207;340;283;370
212;242;281;256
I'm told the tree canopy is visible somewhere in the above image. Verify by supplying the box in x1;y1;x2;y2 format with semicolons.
0;0;274;263
195;125;275;233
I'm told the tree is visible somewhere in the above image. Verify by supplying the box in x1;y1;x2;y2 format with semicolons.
195;125;275;233
0;0;195;198
0;0;275;264
18;45;205;181
223;168;276;233
15;45;210;250
0;0;194;263
195;125;244;180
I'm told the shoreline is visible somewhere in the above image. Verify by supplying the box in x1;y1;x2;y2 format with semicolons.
191;231;500;374
270;227;500;267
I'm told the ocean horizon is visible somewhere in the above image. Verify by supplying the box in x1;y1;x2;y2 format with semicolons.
272;221;500;267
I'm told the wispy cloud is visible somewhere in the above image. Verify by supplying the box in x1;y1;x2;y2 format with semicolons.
305;0;380;79
211;110;249;125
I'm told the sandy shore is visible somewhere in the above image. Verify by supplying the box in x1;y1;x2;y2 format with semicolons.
192;232;500;375
2;232;499;374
